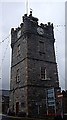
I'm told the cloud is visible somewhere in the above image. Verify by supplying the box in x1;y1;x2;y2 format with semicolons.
1;1;65;90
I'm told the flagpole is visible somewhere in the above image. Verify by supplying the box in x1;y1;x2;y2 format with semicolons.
26;0;28;15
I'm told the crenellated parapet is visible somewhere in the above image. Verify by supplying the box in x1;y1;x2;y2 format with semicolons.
11;12;55;48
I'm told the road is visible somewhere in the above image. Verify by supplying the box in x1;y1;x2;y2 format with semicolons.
0;114;10;120
0;114;19;120
0;114;25;120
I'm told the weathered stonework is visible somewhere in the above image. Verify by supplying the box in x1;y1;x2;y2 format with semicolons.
10;12;60;117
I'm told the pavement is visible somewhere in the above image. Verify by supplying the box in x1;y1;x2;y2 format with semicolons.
0;114;2;120
0;114;22;120
0;114;31;120
0;114;10;120
1;114;66;120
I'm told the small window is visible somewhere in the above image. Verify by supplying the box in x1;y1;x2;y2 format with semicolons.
16;69;20;83
21;102;25;108
39;41;44;53
17;44;20;56
40;67;47;80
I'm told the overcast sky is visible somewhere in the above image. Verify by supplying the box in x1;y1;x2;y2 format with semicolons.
65;1;67;90
0;0;66;90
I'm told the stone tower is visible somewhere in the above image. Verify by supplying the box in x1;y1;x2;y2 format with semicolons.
10;12;60;117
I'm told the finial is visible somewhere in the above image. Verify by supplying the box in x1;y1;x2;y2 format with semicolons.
30;8;33;16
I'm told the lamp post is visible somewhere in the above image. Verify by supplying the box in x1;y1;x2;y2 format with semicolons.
36;102;40;115
57;94;63;118
13;88;14;111
36;102;42;115
46;95;48;115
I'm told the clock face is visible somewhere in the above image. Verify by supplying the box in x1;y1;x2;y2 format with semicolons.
37;27;44;35
17;30;21;38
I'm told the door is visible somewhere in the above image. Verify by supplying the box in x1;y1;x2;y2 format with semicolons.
16;102;19;114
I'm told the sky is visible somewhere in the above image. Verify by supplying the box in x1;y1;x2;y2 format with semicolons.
0;0;66;90
65;1;67;90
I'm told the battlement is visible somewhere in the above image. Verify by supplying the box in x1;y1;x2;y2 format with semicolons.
11;12;54;48
11;12;53;33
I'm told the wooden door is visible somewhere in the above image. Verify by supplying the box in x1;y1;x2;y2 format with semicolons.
16;102;19;114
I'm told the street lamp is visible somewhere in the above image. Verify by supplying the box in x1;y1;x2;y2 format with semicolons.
36;102;40;115
36;102;42;115
13;88;14;111
57;94;63;118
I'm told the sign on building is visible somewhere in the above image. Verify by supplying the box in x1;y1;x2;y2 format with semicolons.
47;88;55;107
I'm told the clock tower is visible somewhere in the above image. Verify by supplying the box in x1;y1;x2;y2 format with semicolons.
10;11;61;117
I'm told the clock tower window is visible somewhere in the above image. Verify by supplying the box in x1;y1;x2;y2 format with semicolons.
39;41;44;53
17;44;20;57
16;69;20;83
40;67;47;80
